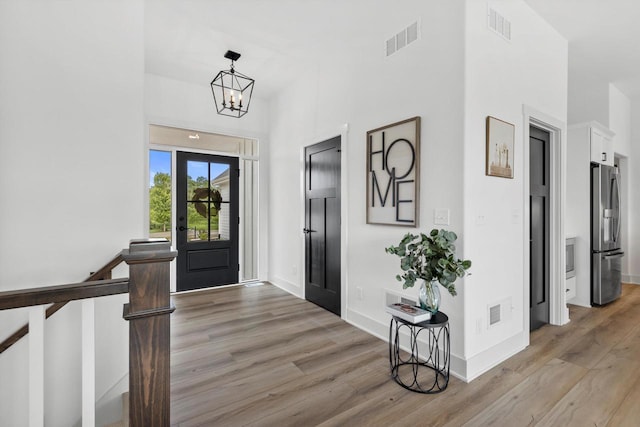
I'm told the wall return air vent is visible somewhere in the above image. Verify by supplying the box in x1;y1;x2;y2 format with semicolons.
488;297;512;328
386;21;420;57
487;6;511;41
489;304;501;326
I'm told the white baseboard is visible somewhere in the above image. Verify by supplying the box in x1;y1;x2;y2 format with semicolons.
622;274;640;285
463;331;527;381
269;275;302;298
567;297;592;308
346;308;468;382
270;284;528;384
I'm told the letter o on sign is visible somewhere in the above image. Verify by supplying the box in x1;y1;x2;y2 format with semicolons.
385;138;415;180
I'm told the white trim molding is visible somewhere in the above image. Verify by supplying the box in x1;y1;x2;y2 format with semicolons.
523;106;569;331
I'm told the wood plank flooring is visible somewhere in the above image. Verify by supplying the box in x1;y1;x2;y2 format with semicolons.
170;283;640;426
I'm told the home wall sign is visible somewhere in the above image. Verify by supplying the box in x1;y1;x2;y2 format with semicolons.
366;117;420;226
486;116;515;179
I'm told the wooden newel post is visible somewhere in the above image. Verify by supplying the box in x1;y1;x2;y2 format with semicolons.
122;239;177;427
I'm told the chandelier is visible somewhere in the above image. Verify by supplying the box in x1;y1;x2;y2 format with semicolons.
210;50;255;118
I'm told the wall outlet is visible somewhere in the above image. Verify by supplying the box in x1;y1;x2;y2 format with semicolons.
292;264;298;276
357;287;364;300
476;318;483;334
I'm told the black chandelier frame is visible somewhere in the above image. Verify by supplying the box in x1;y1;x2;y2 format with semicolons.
210;50;255;118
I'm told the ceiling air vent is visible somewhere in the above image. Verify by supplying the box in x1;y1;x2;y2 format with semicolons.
386;21;420;57
487;6;511;41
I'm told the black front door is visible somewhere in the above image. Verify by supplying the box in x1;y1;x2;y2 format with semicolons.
176;151;239;291
530;126;550;331
304;137;341;315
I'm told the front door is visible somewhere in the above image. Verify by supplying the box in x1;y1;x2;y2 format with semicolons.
304;137;341;315
530;126;550;331
176;151;239;291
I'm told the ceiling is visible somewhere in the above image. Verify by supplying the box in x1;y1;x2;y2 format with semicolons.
145;0;406;98
523;0;640;101
145;0;640;104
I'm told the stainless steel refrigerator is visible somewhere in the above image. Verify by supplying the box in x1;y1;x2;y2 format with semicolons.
591;163;624;305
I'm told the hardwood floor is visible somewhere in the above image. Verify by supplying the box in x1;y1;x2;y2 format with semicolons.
170;283;640;426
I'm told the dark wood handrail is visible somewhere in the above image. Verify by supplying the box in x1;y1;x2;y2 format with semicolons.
0;278;129;311
0;252;125;354
0;240;176;426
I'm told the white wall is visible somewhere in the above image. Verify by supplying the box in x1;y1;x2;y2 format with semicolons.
145;73;270;141
617;155;631;281
268;0;570;381
608;84;633;281
568;64;609;126
267;0;468;367
628;107;640;284
463;0;568;379
0;1;144;426
609;84;632;157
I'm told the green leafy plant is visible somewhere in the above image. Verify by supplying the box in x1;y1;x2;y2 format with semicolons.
385;229;472;296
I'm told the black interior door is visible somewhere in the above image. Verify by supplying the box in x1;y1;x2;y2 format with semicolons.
304;137;341;315
176;151;239;291
530;126;550;331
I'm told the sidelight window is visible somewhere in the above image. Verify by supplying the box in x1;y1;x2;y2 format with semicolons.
149;150;172;242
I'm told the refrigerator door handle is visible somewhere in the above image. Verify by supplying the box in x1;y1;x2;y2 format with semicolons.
613;175;621;244
603;251;624;260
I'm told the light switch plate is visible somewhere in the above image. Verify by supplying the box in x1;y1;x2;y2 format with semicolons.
434;208;450;225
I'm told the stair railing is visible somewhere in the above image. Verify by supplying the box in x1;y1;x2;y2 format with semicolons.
0;251;125;354
0;238;176;427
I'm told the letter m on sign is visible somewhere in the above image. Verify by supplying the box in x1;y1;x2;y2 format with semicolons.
371;170;393;207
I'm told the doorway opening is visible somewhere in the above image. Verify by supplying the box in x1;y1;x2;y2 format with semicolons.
147;124;259;292
523;106;568;334
529;125;551;331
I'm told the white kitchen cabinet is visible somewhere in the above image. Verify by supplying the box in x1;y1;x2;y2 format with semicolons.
589;124;614;166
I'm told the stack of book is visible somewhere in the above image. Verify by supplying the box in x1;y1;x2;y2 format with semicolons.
385;303;432;323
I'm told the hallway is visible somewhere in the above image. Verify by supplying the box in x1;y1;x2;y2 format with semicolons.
170;283;640;426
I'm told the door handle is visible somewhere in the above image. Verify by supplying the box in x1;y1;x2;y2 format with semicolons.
603;252;624;260
303;228;315;234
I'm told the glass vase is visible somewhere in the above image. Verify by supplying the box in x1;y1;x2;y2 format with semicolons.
419;280;441;314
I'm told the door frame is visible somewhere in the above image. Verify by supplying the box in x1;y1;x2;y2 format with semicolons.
299;124;349;319
523;106;568;337
145;119;265;292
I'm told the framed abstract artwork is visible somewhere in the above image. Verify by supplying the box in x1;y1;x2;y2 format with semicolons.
486;116;514;179
366;117;420;226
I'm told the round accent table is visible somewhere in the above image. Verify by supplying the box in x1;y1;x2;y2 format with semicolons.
388;311;450;393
